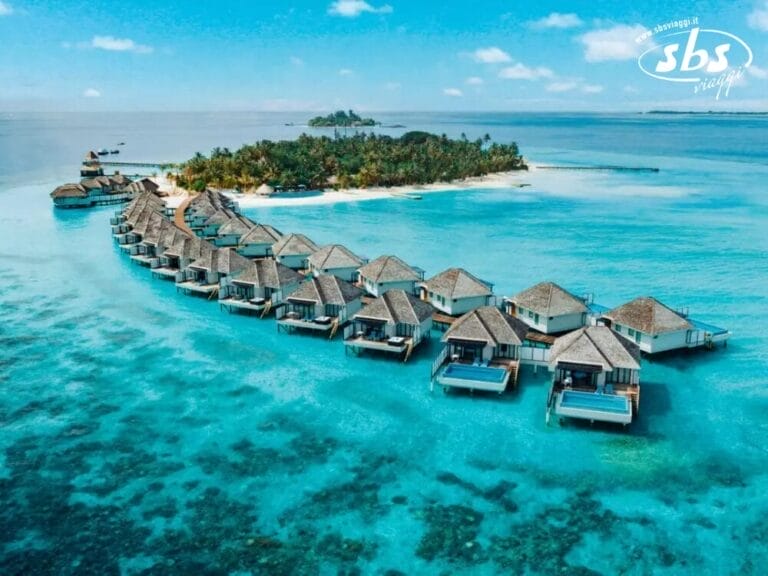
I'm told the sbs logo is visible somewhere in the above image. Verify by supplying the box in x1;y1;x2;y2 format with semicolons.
638;27;753;83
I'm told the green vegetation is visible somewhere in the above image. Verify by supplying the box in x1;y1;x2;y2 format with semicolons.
175;132;527;191
308;109;378;127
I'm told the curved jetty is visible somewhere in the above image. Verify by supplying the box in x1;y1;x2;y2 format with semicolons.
111;188;730;431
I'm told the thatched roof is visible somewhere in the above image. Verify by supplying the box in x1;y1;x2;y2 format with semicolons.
272;233;319;257
108;174;133;187
256;183;274;196
549;326;640;371
51;183;87;198
358;255;420;284
443;306;528;346
424;267;492;299
188;246;250;275
604;297;692;335
354;289;433;326
239;223;283;245
165;235;204;259
232;259;303;289
512;281;587;316
218;215;256;236
84;151;100;162
288;275;363;306
80;177;109;190
202;208;238;227
309;244;365;270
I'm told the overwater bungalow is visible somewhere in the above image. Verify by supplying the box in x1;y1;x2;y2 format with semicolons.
152;235;202;280
52;175;134;209
343;289;433;361
601;296;730;354
185;190;239;230
112;192;166;233
80;151;104;178
420;267;494;316
308;244;367;282
214;215;256;247
271;233;319;270
277;275;364;337
357;255;423;297
129;219;184;267
432;306;527;393
51;183;91;208
237;223;283;258
505;281;588;335
176;246;250;297
219;259;303;316
197;208;238;238
546;326;641;426
119;209;165;250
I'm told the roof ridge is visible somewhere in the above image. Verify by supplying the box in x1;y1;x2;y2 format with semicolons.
473;308;497;345
582;328;613;369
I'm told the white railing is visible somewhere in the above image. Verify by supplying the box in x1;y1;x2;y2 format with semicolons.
430;345;450;379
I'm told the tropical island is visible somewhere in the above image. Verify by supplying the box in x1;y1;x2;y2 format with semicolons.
308;109;378;127
175;132;527;192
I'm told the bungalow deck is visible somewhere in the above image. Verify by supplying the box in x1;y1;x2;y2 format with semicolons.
151;267;179;280
129;254;155;267
546;381;640;426
277;313;341;337
435;358;519;394
176;281;219;297
343;334;414;360
219;297;273;316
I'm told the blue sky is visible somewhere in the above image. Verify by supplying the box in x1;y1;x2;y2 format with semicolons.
1;0;766;111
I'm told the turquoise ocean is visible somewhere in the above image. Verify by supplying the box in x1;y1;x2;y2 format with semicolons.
1;112;767;575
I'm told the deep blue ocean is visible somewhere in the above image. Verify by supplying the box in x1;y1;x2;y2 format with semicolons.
1;112;767;575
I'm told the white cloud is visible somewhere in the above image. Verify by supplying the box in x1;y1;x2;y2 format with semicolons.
443;88;463;97
530;12;583;29
91;35;153;54
579;24;647;62
338;68;354;76
0;1;13;16
546;81;578;92
623;85;639;93
498;63;553;80
328;0;392;17
747;64;768;79
465;76;484;85
472;47;511;63
748;2;768;31
289;56;304;66
83;88;101;98
581;84;604;94
260;99;319;112
384;81;401;91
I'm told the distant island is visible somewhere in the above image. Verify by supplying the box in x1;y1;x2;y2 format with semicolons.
308;109;378;127
176;132;527;191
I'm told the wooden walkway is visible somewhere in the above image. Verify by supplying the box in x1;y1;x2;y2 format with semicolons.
174;196;194;235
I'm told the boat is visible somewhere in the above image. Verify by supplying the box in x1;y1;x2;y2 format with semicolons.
110;149;120;154
97;148;109;155
117;142;125;146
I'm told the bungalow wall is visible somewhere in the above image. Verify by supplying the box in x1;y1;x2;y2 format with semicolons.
54;197;93;208
429;293;490;316
238;243;274;258
311;265;359;283
516;310;586;334
613;324;689;354
276;253;310;270
361;277;417;298
223;280;300;304
215;234;242;247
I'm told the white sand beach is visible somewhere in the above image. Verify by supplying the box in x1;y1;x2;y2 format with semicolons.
154;163;688;211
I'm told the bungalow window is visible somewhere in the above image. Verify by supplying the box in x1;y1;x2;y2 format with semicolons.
628;328;635;337
616;324;622;333
528;311;534;319
534;313;540;324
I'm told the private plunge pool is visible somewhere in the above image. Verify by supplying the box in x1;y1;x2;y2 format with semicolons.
437;363;510;393
555;390;633;425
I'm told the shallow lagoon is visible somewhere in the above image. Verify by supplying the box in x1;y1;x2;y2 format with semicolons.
1;113;767;575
